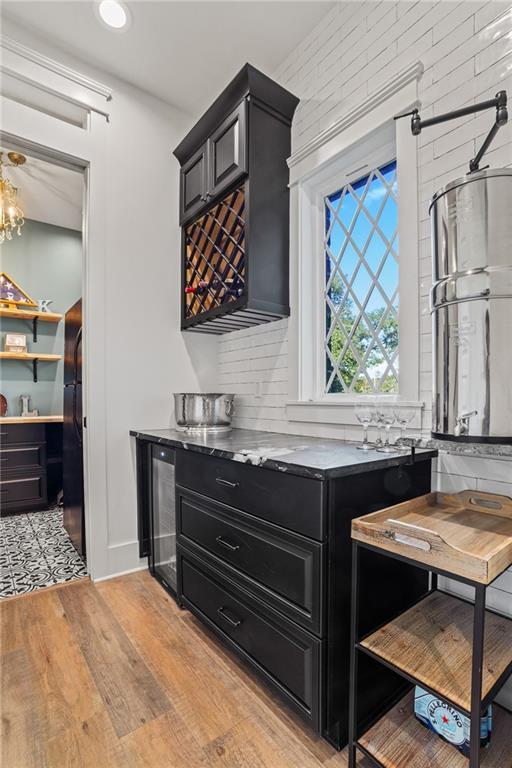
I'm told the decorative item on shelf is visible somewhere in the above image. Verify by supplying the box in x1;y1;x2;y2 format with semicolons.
414;686;493;758
37;299;53;313
4;332;27;353
0;393;7;417
0;272;37;310
0;151;26;244
19;394;38;418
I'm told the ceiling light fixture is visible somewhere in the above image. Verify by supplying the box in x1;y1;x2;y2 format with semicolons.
97;0;130;30
0;152;26;244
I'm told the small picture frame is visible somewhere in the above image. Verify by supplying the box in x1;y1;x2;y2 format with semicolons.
4;332;27;353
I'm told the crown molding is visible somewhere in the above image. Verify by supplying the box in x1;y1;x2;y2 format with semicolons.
288;61;424;171
1;35;112;101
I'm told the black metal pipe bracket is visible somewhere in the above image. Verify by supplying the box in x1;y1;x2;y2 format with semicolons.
395;90;508;173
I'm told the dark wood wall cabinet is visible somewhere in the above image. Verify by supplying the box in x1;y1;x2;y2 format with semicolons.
133;432;435;749
173;64;299;334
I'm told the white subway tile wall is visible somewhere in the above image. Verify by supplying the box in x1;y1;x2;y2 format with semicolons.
219;0;512;439
217;0;512;709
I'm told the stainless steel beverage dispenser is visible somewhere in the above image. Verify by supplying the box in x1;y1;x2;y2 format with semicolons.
430;169;512;442
396;90;510;442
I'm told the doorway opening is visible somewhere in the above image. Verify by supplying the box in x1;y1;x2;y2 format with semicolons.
0;144;87;598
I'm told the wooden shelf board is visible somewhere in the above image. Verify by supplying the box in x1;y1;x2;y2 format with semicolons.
0;352;61;362
360;591;512;712
0;416;63;424
359;691;512;768
0;307;63;322
352;490;512;584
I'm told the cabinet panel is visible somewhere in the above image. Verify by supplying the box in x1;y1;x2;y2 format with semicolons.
208;101;247;199
177;488;324;634
0;474;47;513
0;445;45;471
178;547;321;728
180;143;207;224
176;450;325;540
0;423;45;445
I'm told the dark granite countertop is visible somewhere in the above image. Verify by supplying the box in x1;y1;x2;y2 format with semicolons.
130;427;437;480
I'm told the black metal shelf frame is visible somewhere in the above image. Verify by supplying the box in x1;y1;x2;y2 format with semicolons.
348;540;512;768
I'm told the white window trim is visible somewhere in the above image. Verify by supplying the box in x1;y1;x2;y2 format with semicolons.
287;63;423;427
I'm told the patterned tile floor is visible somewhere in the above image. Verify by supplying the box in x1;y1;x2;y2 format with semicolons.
0;507;87;598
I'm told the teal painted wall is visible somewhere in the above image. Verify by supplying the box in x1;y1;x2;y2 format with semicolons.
0;220;82;416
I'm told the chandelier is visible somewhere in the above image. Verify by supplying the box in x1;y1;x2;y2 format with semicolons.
0;151;26;244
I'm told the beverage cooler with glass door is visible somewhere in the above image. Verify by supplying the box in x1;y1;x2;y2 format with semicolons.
148;444;177;597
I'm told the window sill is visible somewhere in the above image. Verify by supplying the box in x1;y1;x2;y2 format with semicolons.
286;399;424;428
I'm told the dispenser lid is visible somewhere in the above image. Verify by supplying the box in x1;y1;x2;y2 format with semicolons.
430;167;512;212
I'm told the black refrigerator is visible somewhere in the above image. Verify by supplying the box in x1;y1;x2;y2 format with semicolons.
63;298;85;559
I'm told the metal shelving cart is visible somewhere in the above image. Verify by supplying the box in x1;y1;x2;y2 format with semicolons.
348;490;512;768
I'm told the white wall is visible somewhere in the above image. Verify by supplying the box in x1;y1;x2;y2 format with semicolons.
3;20;217;579
218;0;512;439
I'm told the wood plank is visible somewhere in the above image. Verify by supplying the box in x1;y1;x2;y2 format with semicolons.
0;648;45;768
352;490;512;584
359;691;512;768
58;580;171;738
0;351;62;361
17;588;104;740
0;306;63;322
0;594;25;652
44;710;128;768
96;571;248;746
0;415;63;424
120;711;206;768
204;713;326;768
361;591;512;712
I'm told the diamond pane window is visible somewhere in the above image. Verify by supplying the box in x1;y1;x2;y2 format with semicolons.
324;160;399;394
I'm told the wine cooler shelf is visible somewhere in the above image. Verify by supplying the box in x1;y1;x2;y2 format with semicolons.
174;64;298;334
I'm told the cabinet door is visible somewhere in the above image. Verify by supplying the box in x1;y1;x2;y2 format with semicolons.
208;101;247;200
180;143;207;223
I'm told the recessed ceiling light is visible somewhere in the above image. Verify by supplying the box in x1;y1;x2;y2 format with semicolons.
97;0;130;30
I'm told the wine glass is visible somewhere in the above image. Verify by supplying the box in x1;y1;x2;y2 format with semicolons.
355;405;373;450
371;406;384;448
394;408;415;450
376;405;397;452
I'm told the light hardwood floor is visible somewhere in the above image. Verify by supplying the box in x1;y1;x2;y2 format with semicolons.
0;570;361;768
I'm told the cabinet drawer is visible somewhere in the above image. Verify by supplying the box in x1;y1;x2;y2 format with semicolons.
0;423;45;445
178;547;321;728
0;474;46;511
0;445;45;472
176;451;325;540
177;488;323;634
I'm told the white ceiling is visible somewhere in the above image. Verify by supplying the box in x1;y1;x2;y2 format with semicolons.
1;148;83;231
1;1;334;116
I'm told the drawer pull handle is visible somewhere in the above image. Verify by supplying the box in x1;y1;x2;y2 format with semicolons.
216;535;240;552
215;477;239;489
217;606;242;628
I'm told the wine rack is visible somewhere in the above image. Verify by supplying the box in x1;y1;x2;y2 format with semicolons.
184;185;246;320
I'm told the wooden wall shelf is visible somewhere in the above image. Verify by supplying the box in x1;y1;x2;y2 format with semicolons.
359;691;512;768
0;306;63;342
359;591;512;713
0;351;62;382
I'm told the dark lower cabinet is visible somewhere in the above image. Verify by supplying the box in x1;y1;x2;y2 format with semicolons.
0;423;49;514
134;435;434;750
178;547;322;729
